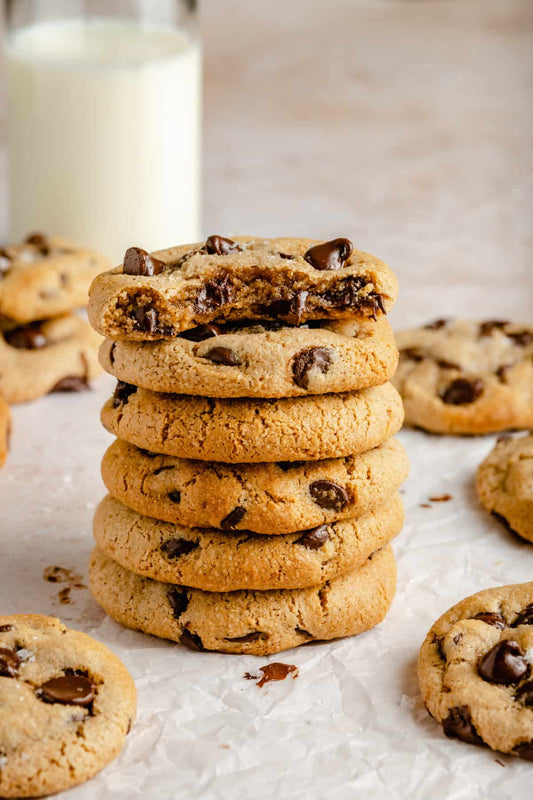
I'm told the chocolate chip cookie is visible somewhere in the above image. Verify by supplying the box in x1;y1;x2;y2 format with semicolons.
394;318;533;434
89;545;396;656
0;233;109;324
477;434;533;543
88;236;398;341
101;382;404;463
101;437;409;534
418;582;533;760
99;315;398;397
0;393;10;468
0;314;102;404
0;614;136;798
93;493;403;591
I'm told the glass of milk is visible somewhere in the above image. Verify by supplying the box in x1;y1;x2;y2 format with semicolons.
5;0;201;263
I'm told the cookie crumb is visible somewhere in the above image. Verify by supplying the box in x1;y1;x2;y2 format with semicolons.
429;494;452;502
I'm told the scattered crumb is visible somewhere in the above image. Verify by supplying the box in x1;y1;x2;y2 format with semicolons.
420;503;431;509
494;759;506;767
43;565;86;605
429;494;452;502
244;662;299;687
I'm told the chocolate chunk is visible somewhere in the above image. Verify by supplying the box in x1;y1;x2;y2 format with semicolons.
495;364;512;383
4;322;48;349
204;235;241;255
267;291;309;326
440;377;484;405
277;460;306;471
245;662;299;688
471;612;506;629
167;490;181;504
161;538;199;558
39;674;95;706
112;381;137;408
167;588;189;618
506;329;533;346
225;631;264;643
178;324;221;342
221;506;246;529
304;238;353;271
309;480;349;511
123;246;164;276
134;304;159;333
0;624;13;632
514;741;533;761
515;680;533;707
180;629;204;651
479;320;509;337
292;347;333;389
195;274;233;314
442;705;483;745
51;375;90;392
512;603;533;626
203;346;240;366
296;525;330;549
322;276;367;310
25;232;48;248
278;252;295;260
478;640;528;684
424;319;448;330
365;292;386;319
0;647;21;678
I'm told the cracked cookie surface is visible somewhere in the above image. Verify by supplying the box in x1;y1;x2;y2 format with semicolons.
88;236;398;341
393;318;533;434
0;234;109;324
101;382;404;463
99;315;398;398
0;314;102;403
0;614;136;798
101;437;409;534
89;545;396;656
93;493;403;591
477;434;533;543
418;582;533;760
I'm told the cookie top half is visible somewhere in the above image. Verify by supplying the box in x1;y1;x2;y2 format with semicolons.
0;234;110;324
88;236;398;340
418;582;533;760
0;615;136;798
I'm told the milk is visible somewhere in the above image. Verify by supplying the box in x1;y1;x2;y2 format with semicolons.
6;19;201;263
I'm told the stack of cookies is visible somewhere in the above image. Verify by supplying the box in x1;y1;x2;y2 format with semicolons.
0;233;108;403
87;236;408;655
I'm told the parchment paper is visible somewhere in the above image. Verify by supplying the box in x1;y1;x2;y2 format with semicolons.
0;373;531;800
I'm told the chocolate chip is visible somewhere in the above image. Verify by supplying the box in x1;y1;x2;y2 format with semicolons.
161;538;199;558
0;625;13;633
167;588;189;618
109;343;116;365
39;674;95;706
440;377;484;405
471;612;506;629
278;252;295;260
479;320;509;337
309;480;349;511
512;603;533;626
225;631;264;643
365;292;386;320
0;648;21;678
123;246;164;276
514;741;533;761
277;461;306;471
4;322;48;349
25;232;48;248
180;629;204;651
267;291;309;326
442;705;483;745
167;490;181;504
178;324;221;342
424;319;448;330
478;640;528;684
496;364;512;383
506;329;533;347
195;275;233;314
51;375;90;392
112;381;137;408
515;680;533;707
203;346;240;366
134;304;160;333
296;525;330;549
221;506;246;529
292;347;333;389
402;347;425;362
204;235;241;255
304;238;353;271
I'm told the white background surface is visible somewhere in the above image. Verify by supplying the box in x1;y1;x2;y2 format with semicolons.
0;0;532;798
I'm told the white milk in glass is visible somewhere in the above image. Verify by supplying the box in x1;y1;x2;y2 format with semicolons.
6;19;201;263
